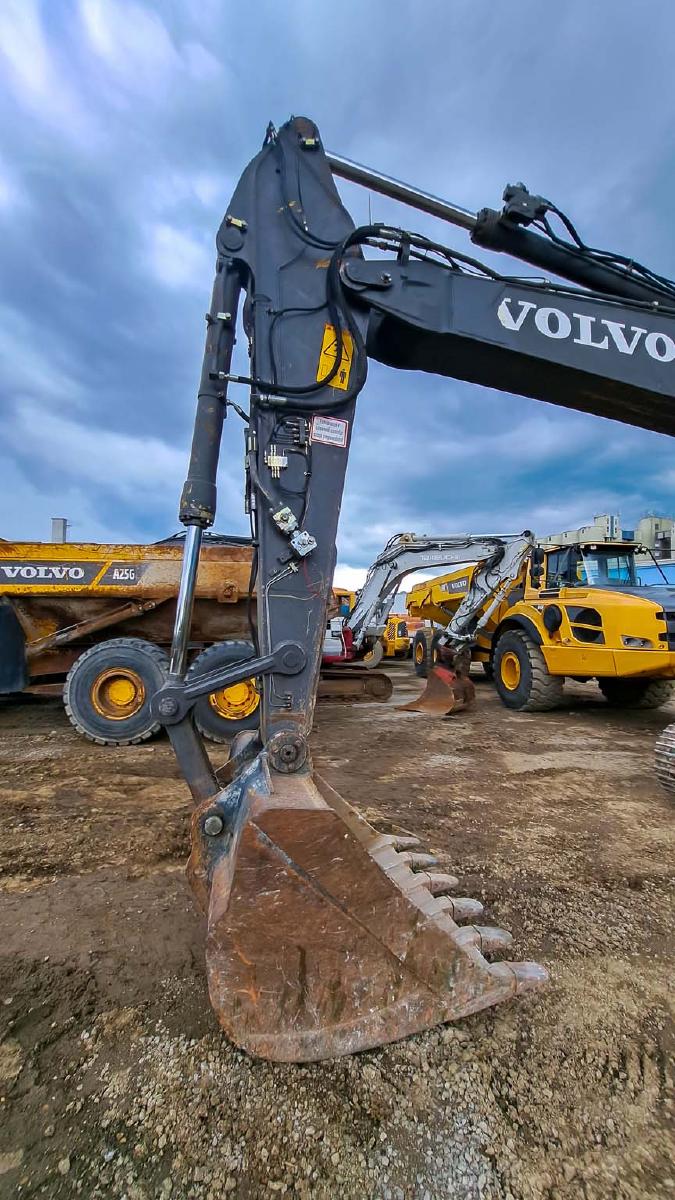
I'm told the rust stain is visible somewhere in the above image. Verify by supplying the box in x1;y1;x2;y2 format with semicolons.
232;939;255;968
237;983;261;1006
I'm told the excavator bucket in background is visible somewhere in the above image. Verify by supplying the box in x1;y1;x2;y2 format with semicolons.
188;748;547;1063
400;665;476;717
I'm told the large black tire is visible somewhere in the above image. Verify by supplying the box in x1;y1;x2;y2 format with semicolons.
493;628;563;712
64;637;169;746
655;722;675;797
187;641;260;743
598;677;675;710
412;630;429;678
429;631;444;671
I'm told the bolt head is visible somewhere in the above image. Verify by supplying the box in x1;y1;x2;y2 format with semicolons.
281;646;301;671
267;731;308;774
204;814;224;837
158;697;178;717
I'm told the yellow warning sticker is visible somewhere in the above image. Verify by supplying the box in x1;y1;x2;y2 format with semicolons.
316;323;353;391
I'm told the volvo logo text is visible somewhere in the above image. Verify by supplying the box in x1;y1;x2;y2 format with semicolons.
0;564;86;581
497;298;675;362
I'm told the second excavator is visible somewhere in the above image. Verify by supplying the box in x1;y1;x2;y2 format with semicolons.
326;530;535;713
148;117;675;1061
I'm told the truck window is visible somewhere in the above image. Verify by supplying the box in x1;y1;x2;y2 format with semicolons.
580;550;637;586
547;546;638;589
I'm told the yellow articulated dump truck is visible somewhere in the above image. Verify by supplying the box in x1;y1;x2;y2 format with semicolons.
382;615;411;659
0;535;259;744
407;539;675;712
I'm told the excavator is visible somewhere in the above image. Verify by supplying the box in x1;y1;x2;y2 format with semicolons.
324;530;535;713
148;117;675;1062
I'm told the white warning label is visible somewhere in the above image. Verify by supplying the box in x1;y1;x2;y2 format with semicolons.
310;415;349;448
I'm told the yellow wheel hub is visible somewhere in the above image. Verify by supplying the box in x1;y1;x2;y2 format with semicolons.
415;642;425;664
209;678;260;721
501;651;522;691
91;668;145;720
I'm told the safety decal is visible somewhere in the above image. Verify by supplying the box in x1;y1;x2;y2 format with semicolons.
316;323;353;391
310;415;349;449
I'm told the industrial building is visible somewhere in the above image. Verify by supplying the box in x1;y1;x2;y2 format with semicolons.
546;512;675;561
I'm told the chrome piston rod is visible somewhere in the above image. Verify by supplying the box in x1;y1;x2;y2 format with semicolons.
326;152;477;233
169;522;202;677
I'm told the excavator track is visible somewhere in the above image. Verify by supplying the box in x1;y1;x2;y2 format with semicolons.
318;667;393;703
188;753;548;1062
655;721;675;797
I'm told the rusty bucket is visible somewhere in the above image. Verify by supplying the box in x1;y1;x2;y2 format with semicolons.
399;665;476;716
188;752;547;1062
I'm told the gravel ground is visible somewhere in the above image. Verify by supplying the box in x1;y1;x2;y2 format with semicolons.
0;667;673;1199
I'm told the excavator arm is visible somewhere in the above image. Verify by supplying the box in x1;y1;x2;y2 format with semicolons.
345;532;535;650
151;117;675;1062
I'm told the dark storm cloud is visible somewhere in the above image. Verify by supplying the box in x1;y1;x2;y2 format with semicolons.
1;0;674;559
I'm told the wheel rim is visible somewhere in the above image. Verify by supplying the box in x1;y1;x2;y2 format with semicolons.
91;668;145;720
500;651;521;691
209;678;260;721
415;642;425;665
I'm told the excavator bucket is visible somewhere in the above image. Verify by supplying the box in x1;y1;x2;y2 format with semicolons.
188;750;547;1062
400;665;476;716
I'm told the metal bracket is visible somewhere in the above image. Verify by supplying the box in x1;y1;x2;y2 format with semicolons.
152;640;306;725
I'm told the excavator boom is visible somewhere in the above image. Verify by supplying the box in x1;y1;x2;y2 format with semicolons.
151;117;675;1061
345;532;534;649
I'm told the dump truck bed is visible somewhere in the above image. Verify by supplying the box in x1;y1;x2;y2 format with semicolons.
0;538;254;689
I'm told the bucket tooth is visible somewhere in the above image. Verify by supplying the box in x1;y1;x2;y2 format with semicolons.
421;871;461;895
188;755;549;1063
490;961;549;995
398;851;439;869
369;834;421;852
436;896;484;921
453;925;512;952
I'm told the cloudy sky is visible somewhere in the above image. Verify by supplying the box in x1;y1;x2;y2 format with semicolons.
2;0;675;586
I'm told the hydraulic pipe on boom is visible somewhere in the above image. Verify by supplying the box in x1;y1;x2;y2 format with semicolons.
154;116;675;1063
327;152;673;306
326;151;478;231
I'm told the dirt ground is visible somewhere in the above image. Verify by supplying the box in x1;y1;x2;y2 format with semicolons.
0;666;673;1200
